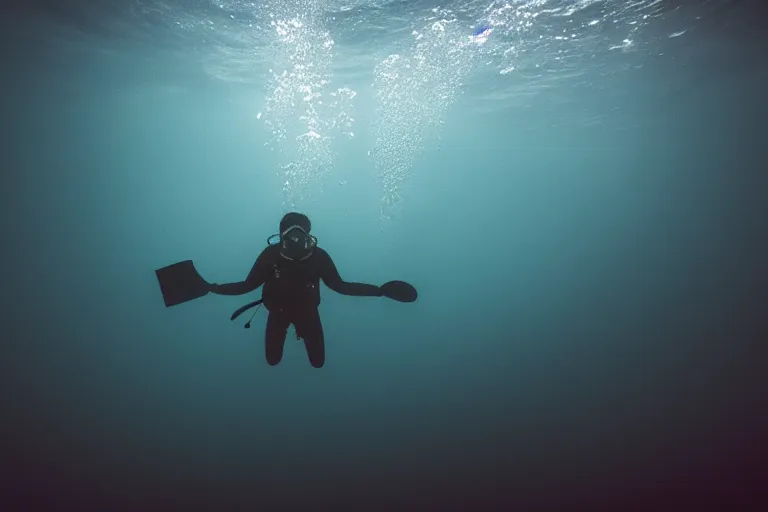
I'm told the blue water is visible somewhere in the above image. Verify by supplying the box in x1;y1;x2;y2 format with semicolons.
2;0;766;510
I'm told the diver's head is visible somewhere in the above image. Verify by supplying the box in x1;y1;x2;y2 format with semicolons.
277;212;316;261
280;212;311;234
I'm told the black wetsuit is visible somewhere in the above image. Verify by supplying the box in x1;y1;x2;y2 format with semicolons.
215;245;382;368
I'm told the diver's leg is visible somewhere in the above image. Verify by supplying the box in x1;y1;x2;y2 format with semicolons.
265;310;291;366
295;308;325;368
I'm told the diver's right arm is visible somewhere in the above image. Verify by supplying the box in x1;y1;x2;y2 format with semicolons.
209;251;269;296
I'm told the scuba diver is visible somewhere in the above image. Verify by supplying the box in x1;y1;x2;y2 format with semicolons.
154;212;417;368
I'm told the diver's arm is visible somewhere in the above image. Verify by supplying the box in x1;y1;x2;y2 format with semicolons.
210;253;268;296
319;249;383;297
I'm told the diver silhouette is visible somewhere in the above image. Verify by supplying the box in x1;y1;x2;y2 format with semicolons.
156;212;417;368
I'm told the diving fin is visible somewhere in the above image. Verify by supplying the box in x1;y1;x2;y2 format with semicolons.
155;260;211;307
380;280;418;303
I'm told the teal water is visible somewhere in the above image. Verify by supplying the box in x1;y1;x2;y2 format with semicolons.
1;0;766;510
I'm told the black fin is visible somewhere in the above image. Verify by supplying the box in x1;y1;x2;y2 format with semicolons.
155;260;210;307
380;280;418;303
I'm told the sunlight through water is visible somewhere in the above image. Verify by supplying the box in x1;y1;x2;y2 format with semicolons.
160;0;683;216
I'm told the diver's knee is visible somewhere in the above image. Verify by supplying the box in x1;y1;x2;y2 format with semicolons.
310;357;325;369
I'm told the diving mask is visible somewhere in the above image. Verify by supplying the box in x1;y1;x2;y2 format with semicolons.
268;225;317;261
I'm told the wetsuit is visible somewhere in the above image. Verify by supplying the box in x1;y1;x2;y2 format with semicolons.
215;245;382;368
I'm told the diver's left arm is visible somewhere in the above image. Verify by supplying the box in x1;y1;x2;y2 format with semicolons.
319;249;383;297
210;252;268;296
